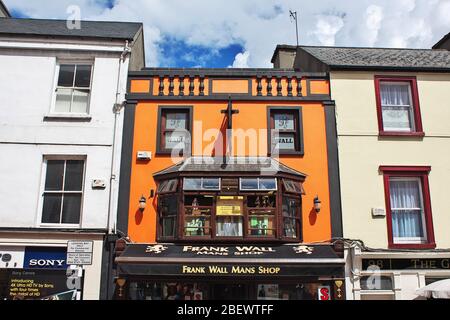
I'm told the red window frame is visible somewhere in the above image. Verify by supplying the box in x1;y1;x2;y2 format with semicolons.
374;76;424;137
380;166;435;249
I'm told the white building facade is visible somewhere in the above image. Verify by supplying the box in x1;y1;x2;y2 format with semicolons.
0;18;144;300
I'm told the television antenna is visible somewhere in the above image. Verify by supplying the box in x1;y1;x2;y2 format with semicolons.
289;10;299;46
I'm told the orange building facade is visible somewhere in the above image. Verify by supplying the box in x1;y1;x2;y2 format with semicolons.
113;68;345;300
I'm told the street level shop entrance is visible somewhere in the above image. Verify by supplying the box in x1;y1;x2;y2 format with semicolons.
115;243;345;300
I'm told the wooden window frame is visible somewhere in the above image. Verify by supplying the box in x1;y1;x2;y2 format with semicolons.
380;166;435;249
157;177;303;243
374;76;424;137
267;107;304;156
156;106;193;155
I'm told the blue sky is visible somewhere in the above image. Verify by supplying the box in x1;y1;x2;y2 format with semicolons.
4;0;450;68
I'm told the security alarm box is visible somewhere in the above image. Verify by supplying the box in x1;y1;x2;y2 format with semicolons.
92;180;107;189
137;151;152;161
372;208;386;217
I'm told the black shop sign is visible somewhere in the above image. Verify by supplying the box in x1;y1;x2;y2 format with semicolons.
363;258;450;270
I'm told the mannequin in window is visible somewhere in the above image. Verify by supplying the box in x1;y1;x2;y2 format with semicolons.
258;285;266;299
222;216;237;236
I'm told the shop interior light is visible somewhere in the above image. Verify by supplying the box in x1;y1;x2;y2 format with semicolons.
314;196;322;213
139;195;147;211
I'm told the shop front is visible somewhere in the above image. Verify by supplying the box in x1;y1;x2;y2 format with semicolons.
115;243;345;300
0;246;83;300
348;249;450;300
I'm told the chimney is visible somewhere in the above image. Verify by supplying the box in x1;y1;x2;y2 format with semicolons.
432;32;450;50
271;45;298;69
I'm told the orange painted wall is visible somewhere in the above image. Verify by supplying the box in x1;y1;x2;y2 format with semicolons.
126;100;332;244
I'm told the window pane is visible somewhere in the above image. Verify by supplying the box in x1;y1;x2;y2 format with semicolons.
382;106;413;131
58;65;75;87
162;218;176;237
160;195;178;216
248;216;275;236
283;218;297;238
64;160;84;191
283;197;300;218
183;178;202;190
380;83;411;106
273;133;296;150
71;89;89;113
74;65;92;88
216;216;243;237
274;113;295;130
240;178;258;190
164;132;187;149
165;112;187;129
45;160;65;191
203;178;220;190
61;194;82;224
259;178;277;190
55;88;73;113
42;194;62;224
390;179;425;239
184;217;211;237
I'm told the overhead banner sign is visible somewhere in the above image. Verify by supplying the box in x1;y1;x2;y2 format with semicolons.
363;258;450;270
116;244;345;277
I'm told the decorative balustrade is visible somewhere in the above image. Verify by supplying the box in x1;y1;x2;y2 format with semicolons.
128;69;329;98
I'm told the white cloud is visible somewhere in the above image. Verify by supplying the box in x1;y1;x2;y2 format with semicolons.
312;14;345;46
365;5;383;46
229;51;250;68
4;0;450;67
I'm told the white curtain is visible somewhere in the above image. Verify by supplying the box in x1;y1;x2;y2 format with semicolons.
390;179;424;238
380;83;412;130
380;84;410;106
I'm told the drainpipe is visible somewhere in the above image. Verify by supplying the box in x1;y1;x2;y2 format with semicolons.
107;40;131;234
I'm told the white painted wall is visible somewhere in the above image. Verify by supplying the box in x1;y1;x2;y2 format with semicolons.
331;71;450;249
0;38;130;230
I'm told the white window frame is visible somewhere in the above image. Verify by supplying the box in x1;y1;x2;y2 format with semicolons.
380;81;415;132
183;178;221;191
50;60;94;116
37;155;86;228
239;178;278;191
390;177;428;244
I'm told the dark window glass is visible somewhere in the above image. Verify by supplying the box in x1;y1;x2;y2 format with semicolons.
62;194;82;224
64;160;84;191
42;194;62;224
160;195;178;237
42;159;84;225
74;65;92;88
45;160;64;191
58;65;75;87
282;197;300;238
202;178;220;190
183;178;202;190
259;179;277;190
240;178;258;190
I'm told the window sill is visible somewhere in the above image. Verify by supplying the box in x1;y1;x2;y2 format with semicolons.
379;131;425;138
39;224;82;229
269;150;304;156
389;242;436;250
44;114;92;122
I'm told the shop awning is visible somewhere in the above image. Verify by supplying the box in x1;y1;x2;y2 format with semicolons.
116;244;345;278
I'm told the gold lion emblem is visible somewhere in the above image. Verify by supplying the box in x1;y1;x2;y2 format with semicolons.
293;246;314;255
145;245;168;254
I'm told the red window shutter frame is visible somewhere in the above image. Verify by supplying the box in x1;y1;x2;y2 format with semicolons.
380;166;436;249
374;76;425;137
